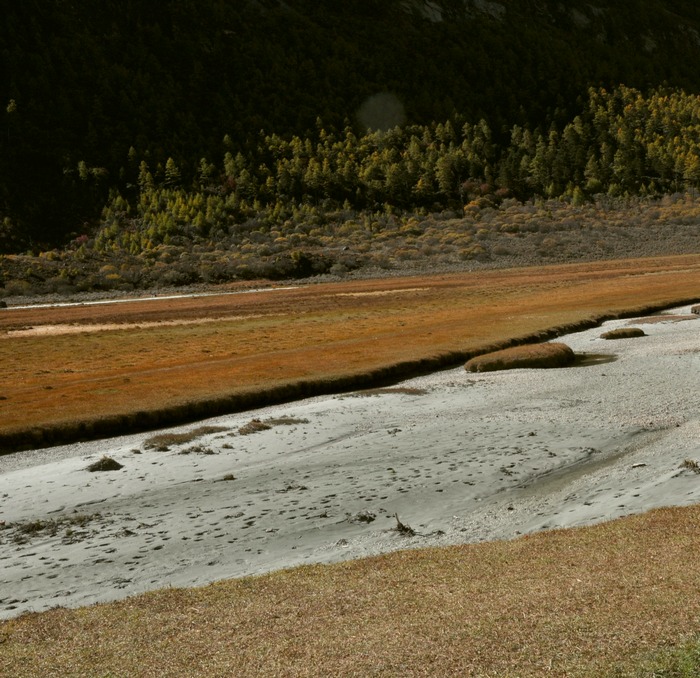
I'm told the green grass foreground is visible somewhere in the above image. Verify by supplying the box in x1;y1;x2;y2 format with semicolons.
2;505;700;677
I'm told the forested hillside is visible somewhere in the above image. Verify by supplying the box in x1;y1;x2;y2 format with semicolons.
3;0;700;254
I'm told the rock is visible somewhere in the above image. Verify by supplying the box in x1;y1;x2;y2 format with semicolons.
465;342;575;372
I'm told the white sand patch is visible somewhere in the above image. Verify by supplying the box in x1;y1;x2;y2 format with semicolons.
0;305;698;618
334;287;427;297
4;315;261;337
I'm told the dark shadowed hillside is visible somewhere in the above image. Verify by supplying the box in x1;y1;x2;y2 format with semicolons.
2;0;700;250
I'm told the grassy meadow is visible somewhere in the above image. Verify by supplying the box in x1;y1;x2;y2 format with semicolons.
1;253;700;452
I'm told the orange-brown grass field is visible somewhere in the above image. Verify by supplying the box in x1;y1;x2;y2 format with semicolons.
2;254;700;451
2;254;700;676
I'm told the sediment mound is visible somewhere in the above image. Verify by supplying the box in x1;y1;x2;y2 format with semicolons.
464;342;575;372
86;456;124;472
601;327;646;340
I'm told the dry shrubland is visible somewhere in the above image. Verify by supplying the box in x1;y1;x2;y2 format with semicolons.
2;193;700;299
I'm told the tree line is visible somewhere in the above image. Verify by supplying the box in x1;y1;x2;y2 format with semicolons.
3;0;700;251
87;86;700;254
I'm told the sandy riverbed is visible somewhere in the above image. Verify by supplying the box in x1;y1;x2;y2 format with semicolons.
1;305;698;619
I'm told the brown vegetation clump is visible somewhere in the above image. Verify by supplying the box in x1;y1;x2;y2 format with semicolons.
1;513;103;546
680;459;700;473
600;327;646;339
465;342;575;372
143;426;229;451
237;418;272;435
86;455;123;472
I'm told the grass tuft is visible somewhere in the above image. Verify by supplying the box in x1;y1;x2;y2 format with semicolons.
680;459;700;473
86;455;123;472
238;416;308;435
237;418;272;435
601;327;646;339
143;425;229;450
465;341;575;372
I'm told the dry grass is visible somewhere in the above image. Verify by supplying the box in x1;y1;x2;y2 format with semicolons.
1;513;103;546
601;327;647;339
2;505;700;677
237;418;272;435
680;459;700;474
85;455;123;472
465;341;575;372
143;426;229;450
264;416;310;426
1;255;700;451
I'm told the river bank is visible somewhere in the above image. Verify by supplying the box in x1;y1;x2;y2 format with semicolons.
1;305;698;618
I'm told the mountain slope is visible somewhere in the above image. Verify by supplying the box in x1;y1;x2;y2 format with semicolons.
2;0;700;249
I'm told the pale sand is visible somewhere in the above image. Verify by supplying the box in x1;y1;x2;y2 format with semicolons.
3;315;261;338
1;306;698;619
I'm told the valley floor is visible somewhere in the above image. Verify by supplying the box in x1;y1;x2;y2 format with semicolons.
1;305;698;619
